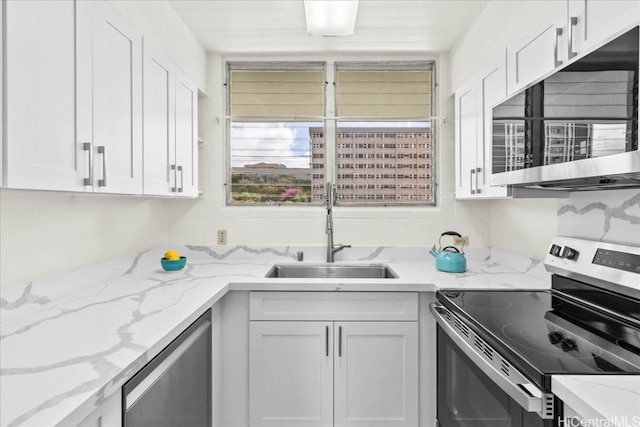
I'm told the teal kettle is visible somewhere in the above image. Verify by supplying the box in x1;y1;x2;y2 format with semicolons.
430;231;467;273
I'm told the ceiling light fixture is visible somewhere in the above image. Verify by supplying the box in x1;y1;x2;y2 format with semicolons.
304;0;359;36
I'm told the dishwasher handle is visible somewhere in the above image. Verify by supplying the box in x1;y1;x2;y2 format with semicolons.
125;319;211;410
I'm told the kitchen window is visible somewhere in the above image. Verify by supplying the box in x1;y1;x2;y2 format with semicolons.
226;61;435;205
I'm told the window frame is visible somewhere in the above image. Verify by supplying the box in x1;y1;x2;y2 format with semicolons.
224;59;438;208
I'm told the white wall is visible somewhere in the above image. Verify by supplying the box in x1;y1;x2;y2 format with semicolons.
0;1;206;290
168;51;495;252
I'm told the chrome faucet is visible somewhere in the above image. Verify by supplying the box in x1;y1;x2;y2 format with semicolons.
325;182;351;262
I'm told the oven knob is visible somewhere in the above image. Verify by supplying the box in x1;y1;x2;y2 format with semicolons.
549;244;563;257
561;246;579;260
561;338;578;352
548;331;564;344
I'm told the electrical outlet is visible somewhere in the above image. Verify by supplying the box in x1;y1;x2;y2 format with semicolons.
454;236;469;246
217;230;227;245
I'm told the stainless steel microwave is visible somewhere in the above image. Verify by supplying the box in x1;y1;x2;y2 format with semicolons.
491;26;640;191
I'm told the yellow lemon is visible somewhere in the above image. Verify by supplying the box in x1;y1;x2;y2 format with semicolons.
164;250;181;260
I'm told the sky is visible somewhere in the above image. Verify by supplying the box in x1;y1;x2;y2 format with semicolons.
230;122;318;168
231;121;430;169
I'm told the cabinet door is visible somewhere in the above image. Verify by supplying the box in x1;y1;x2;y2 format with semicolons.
334;322;418;427
455;82;480;199
507;2;567;95
249;322;333;427
79;1;143;194
4;0;84;191
568;0;639;59
175;72;199;197
143;41;175;196
479;58;510;198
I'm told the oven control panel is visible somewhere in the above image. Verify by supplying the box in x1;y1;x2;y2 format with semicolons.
592;248;640;274
545;237;640;298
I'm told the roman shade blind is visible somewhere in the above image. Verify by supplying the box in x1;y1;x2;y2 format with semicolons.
229;65;325;119
336;65;432;118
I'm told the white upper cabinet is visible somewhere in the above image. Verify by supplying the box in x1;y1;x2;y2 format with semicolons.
77;0;143;194
143;42;176;196
142;41;199;197
455;80;480;199
479;58;510;198
507;0;640;96
568;0;639;59
455;55;510;199
3;1;83;191
174;73;199;197
3;0;196;196
507;1;568;95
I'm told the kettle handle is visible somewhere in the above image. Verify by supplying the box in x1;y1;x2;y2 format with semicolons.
442;246;461;253
440;231;462;238
438;231;463;251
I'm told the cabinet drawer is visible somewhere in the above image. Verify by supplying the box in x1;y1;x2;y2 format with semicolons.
249;292;418;321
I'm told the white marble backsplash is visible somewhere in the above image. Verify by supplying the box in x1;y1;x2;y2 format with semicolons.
557;189;640;245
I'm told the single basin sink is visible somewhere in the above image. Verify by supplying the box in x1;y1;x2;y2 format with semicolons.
265;264;398;279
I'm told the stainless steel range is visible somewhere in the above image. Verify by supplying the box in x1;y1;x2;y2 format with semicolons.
431;236;640;427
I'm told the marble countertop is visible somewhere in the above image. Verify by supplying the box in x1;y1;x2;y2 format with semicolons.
0;245;632;426
552;376;640;425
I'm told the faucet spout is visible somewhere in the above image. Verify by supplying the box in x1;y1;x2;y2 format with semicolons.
325;182;350;262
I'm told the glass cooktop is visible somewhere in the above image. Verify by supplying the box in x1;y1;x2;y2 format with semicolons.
437;284;640;389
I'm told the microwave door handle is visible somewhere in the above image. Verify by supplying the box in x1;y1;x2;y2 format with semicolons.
430;303;554;419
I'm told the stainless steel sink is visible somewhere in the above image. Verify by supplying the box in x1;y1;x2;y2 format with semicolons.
265;264;398;279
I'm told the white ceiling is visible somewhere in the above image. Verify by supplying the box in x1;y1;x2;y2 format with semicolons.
167;0;490;54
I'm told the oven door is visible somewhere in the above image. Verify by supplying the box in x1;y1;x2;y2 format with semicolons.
437;326;552;427
431;302;557;427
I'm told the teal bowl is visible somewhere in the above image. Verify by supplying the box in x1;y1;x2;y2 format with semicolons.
161;256;187;272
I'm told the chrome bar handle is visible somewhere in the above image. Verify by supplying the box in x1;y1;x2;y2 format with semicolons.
177;165;184;193
554;27;563;67
170;164;177;193
82;142;92;186
326;326;329;357
97;146;107;187
476;167;482;194
338;326;342;357
568;16;578;59
470;169;476;195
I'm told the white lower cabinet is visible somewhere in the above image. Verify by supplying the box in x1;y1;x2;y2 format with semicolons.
334;322;418;427
249;292;419;427
250;321;334;427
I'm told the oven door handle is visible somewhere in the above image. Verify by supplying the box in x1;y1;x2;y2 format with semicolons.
430;302;554;419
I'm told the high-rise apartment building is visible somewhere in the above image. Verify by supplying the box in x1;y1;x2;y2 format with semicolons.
310;127;433;204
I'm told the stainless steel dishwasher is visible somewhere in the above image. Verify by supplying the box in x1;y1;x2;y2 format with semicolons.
123;310;211;427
